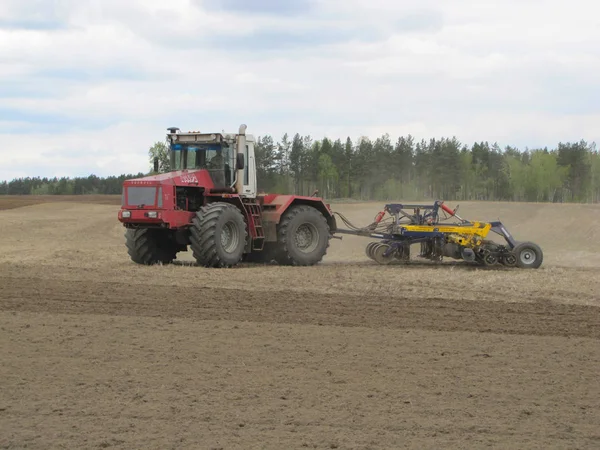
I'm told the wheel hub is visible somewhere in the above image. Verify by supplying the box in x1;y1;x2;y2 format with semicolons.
502;254;517;266
519;249;536;265
484;253;498;265
294;223;319;253
221;221;240;253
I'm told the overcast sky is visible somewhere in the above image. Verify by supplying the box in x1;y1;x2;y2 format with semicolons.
1;0;599;180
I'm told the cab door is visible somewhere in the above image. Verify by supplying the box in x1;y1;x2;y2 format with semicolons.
241;140;257;198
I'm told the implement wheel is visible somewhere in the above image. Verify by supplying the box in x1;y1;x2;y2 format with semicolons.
483;252;498;266
501;253;517;267
513;242;543;269
369;243;386;260
367;240;393;260
372;244;396;265
365;242;378;259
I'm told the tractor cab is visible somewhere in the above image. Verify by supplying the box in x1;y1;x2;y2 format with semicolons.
165;126;257;197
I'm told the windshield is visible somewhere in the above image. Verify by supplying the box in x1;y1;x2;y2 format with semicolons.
170;144;231;171
169;143;233;187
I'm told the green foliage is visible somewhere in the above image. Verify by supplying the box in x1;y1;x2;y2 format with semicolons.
317;153;338;198
249;133;598;203
148;141;170;173
1;174;145;195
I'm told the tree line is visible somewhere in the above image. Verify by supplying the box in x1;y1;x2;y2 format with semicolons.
0;174;145;196
253;134;600;203
2;134;599;203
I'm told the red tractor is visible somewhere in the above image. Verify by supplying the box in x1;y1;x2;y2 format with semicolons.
118;124;337;267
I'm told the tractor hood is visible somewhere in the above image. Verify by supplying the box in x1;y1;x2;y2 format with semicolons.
121;169;218;210
124;169;216;189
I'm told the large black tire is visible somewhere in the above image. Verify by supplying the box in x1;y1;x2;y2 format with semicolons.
189;202;247;268
125;228;178;265
274;205;330;266
513;241;543;269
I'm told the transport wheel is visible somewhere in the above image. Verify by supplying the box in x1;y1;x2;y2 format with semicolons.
190;202;247;268
513;242;543;269
372;244;396;265
275;205;330;266
125;228;178;265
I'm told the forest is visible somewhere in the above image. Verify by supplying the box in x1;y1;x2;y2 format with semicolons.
2;134;599;203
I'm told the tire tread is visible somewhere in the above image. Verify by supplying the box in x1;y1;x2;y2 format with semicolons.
125;228;177;265
275;205;330;266
189;202;247;268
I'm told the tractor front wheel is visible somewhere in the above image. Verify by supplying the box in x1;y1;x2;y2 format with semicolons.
275;205;330;266
190;202;247;268
125;228;178;265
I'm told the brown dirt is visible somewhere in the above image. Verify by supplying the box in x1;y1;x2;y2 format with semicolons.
1;197;600;449
0;195;121;210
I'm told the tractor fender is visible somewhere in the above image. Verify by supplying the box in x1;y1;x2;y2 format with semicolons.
260;194;337;241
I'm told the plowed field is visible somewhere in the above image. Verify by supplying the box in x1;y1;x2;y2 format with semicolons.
1;197;599;449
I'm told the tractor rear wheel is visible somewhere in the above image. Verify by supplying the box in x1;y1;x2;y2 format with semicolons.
125;228;178;265
513;241;543;269
275;205;330;266
189;202;247;268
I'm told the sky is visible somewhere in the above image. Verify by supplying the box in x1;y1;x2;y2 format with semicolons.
1;0;599;180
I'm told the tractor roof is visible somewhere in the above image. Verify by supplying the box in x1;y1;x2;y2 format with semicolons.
167;130;226;145
166;128;254;145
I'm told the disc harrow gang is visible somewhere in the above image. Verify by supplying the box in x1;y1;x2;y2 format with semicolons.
333;200;543;269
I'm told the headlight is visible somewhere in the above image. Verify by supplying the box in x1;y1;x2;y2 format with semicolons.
122;210;131;218
148;211;158;218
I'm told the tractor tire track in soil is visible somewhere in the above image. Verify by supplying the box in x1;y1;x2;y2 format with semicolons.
2;276;599;339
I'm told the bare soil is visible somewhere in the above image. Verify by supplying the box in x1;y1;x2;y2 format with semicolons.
1;197;599;449
0;195;121;211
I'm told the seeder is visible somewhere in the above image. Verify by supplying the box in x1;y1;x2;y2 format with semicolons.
333;200;543;269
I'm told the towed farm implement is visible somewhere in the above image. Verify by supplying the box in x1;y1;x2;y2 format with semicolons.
117;123;542;270
334;201;543;269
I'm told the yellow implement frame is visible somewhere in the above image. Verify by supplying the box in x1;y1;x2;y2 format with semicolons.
399;222;492;249
399;221;492;237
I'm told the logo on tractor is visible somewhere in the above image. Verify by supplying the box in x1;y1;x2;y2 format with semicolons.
181;174;199;184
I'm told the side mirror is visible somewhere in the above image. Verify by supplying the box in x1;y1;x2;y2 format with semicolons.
236;153;245;170
153;157;159;173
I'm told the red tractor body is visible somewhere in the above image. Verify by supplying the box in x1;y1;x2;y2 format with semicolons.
118;125;337;267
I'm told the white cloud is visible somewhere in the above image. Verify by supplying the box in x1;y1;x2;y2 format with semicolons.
0;122;164;181
1;0;599;180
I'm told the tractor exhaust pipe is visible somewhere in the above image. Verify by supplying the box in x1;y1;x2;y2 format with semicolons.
235;124;247;194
